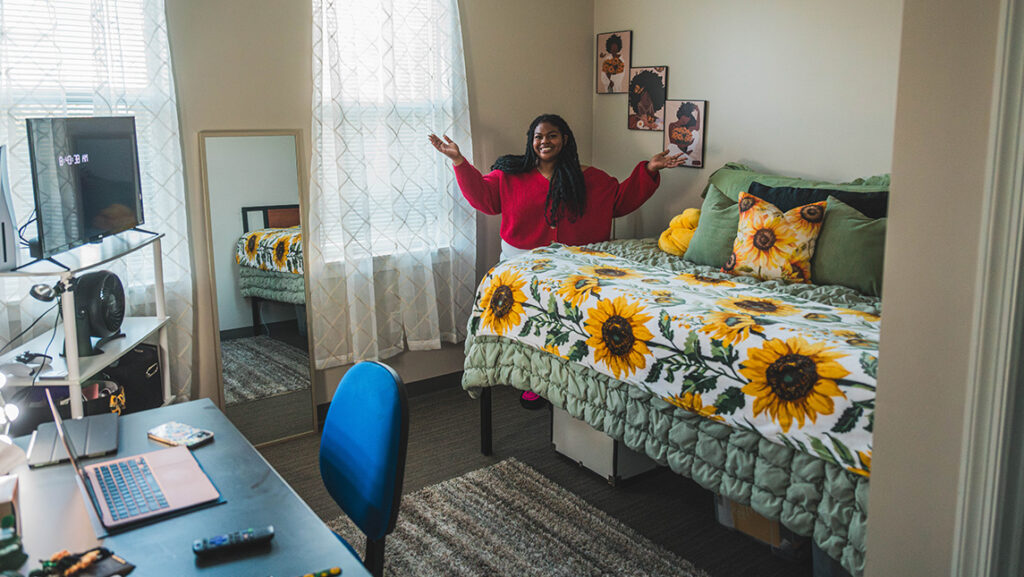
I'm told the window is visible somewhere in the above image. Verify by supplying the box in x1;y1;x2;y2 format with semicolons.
314;0;467;260
1;0;169;290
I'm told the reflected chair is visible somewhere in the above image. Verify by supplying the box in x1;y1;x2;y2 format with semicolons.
319;361;409;577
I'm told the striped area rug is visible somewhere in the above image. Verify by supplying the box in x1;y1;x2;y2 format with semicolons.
221;335;310;406
329;458;712;577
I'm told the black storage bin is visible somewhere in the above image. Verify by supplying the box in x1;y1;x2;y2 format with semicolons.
99;343;162;414
7;382;124;437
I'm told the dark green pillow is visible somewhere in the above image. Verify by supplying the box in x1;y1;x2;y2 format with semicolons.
811;196;886;296
683;184;739;267
747;181;889;219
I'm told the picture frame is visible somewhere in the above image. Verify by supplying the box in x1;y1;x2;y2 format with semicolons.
627;66;668;131
664;100;707;168
596;30;631;94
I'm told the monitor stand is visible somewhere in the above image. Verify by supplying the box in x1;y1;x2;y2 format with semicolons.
13;255;70;272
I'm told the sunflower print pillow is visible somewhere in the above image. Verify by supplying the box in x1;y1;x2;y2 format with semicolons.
722;192;826;283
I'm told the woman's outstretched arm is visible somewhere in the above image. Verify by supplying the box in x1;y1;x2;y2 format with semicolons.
610;151;684;216
646;149;685;173
429;134;502;214
429;133;465;166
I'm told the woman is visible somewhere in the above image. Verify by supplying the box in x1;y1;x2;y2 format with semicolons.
429;114;682;407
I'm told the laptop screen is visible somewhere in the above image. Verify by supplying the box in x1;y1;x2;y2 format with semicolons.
45;389;86;479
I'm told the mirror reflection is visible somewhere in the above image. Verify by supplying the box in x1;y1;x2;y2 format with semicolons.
199;130;315;444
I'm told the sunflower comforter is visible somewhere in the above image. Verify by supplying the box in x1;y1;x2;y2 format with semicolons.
462;239;879;576
236;227;304;275
235;227;305;304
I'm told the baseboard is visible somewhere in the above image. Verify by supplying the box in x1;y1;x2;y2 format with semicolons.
220;319;301;342
316;370;463;430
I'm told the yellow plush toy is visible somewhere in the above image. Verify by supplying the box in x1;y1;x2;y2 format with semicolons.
658;208;701;256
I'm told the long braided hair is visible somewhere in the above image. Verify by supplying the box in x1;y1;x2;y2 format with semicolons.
491;114;586;227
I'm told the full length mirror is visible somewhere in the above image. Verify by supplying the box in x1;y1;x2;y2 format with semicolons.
198;130;315;444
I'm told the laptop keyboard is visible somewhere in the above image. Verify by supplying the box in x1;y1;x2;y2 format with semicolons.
96;458;170;521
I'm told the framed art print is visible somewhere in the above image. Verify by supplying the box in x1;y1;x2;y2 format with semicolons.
627;66;668;131
664;99;707;168
596;30;631;94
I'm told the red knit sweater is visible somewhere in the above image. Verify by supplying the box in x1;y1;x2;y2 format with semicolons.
453;160;660;250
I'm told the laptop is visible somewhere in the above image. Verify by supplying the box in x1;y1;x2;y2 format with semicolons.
45;389;221;529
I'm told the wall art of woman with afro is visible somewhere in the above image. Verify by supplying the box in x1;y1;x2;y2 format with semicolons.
627;66;668;131
596;31;631;94
665;99;706;168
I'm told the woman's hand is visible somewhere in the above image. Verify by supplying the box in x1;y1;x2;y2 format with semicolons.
428;134;465;166
647;150;685;173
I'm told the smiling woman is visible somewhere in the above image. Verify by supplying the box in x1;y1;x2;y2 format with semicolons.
429;113;684;262
429;113;684;408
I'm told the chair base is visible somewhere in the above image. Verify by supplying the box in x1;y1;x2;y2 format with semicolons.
365;537;385;577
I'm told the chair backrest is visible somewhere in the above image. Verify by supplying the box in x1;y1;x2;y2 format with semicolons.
319;361;409;541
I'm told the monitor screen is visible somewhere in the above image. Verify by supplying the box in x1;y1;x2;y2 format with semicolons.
26;116;145;259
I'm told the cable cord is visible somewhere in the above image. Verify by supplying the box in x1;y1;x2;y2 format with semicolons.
0;302;59;356
17;209;36;246
31;306;60;388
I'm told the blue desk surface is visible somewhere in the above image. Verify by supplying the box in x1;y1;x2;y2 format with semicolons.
15;398;370;577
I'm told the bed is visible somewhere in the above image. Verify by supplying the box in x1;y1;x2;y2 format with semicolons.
235;204;306;333
463;164;889;577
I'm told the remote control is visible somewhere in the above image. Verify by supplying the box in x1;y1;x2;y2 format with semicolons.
291;568;341;577
192;525;274;557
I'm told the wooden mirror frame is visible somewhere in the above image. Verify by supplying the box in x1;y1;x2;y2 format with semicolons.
197;129;316;445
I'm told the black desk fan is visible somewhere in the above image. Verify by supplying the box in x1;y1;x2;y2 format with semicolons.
72;270;126;356
32;271;127;357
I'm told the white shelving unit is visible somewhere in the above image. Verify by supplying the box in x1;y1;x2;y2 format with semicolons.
0;230;170;418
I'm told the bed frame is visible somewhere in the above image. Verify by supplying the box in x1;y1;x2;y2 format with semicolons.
240;204;302;336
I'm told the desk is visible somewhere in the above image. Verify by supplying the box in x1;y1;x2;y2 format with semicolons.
14;399;370;577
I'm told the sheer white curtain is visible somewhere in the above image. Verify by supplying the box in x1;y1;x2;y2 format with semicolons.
309;0;475;368
0;0;193;396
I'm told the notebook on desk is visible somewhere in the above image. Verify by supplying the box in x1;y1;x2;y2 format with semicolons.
45;389;221;530
26;412;119;468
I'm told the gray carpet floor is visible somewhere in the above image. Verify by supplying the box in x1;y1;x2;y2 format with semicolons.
330;458;712;577
221;335;310;406
259;381;813;577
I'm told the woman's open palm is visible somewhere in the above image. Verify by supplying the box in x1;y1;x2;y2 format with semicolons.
429;134;464;164
648;149;685;171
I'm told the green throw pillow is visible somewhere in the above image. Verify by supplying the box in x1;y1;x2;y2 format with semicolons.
703;162;890;203
811;196;886;296
683;184;739;267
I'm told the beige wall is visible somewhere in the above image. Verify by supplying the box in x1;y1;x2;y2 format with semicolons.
166;0;593;403
592;0;902;238
865;0;1002;574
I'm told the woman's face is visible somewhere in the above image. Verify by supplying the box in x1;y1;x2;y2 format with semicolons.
533;122;564;163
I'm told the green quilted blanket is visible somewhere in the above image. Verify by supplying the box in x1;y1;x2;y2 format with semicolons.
462;238;876;576
238;266;306;305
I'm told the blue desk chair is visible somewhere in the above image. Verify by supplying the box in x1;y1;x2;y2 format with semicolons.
320;361;409;577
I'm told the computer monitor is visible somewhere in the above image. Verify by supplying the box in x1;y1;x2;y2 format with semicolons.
26;116;145;259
